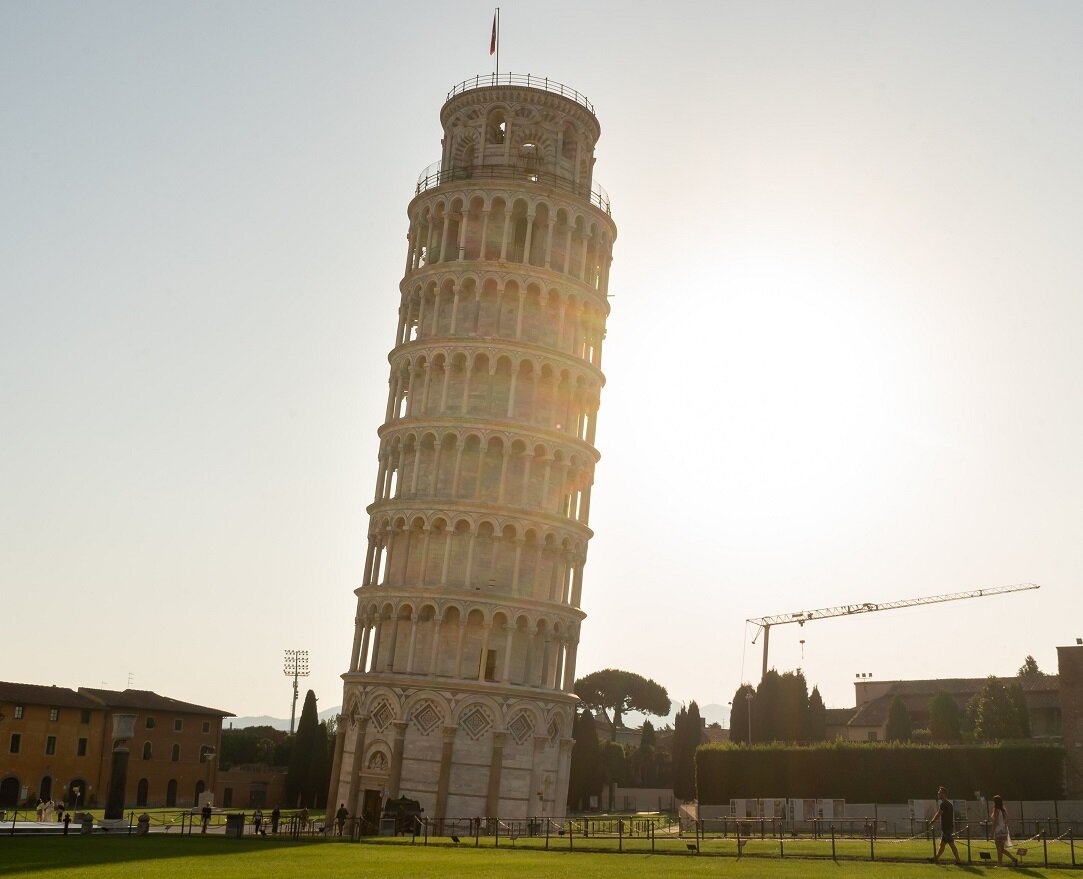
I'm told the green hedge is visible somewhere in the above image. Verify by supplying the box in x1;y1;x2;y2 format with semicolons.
695;741;1065;804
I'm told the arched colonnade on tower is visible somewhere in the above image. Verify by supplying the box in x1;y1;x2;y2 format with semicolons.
397;272;606;369
374;428;594;523
406;192;613;295
362;512;587;606
348;598;581;693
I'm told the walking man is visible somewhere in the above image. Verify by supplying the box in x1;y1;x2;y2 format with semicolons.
930;786;962;864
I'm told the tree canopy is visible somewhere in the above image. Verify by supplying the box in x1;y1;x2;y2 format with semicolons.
928;691;962;742
573;669;670;738
886;696;913;741
1018;655;1044;678
969;677;1028;741
730;670;821;744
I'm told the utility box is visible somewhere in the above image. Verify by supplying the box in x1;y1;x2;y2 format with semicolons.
225;814;245;838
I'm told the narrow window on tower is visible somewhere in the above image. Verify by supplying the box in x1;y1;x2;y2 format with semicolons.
484;649;497;682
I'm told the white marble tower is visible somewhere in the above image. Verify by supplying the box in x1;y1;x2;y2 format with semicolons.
328;74;616;827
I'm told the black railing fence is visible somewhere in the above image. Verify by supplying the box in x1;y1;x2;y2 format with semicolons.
446;74;594;114
414;163;611;215
7;807;1082;868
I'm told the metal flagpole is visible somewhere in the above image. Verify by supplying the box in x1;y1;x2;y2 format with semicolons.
495;8;500;79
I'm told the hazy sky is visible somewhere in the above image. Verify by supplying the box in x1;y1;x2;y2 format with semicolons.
3;1;1081;723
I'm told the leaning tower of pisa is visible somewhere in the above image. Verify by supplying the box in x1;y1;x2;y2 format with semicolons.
327;74;616;827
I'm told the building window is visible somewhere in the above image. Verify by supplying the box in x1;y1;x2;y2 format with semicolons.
145;717;156;729
80;709;91;724
173;719;182;732
171;744;180;762
13;706;24;720
77;738;88;757
142;742;152;760
48;708;59;722
10;734;21;754
202;721;210;734
45;736;57;755
867;731;878;742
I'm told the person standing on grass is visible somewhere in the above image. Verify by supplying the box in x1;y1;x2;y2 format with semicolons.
335;803;348;836
253;807;263;835
201;802;212;833
991;795;1019;867
271;805;281;834
930;785;962;864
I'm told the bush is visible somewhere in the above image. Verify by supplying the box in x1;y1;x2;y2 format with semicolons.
695;741;1065;804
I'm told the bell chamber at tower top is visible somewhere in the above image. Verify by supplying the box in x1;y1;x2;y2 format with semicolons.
407;76;616;291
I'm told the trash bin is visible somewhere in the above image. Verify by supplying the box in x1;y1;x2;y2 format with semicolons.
79;813;94;835
137;813;151;836
225;813;246;838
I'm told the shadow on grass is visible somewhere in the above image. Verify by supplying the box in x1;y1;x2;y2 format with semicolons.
0;834;334;876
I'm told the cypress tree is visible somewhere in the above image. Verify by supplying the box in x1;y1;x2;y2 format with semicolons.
729;684;754;745
886;696;913;741
807;687;827;741
567;710;603;811
929;691;962;742
672;702;701;800
286;690;320;807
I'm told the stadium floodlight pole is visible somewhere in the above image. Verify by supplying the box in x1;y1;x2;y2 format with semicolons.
283;649;310;735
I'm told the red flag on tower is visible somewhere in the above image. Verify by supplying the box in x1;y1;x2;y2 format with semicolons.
490;12;497;55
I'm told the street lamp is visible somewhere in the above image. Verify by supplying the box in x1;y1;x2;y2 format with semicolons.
745;691;754;744
283;650;310;735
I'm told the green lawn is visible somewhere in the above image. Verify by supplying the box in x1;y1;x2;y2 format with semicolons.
0;836;1074;878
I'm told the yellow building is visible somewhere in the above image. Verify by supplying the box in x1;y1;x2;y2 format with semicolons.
0;682;232;809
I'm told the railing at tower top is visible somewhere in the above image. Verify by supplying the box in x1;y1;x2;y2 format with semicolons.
447;74;594;115
414;161;611;216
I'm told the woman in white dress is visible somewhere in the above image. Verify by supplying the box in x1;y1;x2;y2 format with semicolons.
991;794;1019;867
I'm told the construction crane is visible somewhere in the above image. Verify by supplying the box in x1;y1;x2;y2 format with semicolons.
747;583;1040;682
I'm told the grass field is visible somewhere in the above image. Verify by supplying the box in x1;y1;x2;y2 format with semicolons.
0;835;1074;878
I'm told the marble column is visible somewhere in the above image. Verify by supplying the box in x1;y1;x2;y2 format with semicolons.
345;716;371;820
387;720;409;798
484;731;507;817
434;725;457;832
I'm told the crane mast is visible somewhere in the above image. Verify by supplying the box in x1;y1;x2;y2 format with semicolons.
747;582;1039;682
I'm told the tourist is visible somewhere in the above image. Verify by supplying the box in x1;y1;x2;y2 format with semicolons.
930;786;962;864
270;805;281;834
201;803;212;833
253;807;263;836
335;803;348;836
991;795;1019;867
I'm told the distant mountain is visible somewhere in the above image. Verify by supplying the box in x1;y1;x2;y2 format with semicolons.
229;705;342;731
229;702;731;733
621;702;730;731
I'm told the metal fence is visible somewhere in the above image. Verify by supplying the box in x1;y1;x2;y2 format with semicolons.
446;74;594;114
8;808;1082;868
339;813;1083;868
414;162;612;215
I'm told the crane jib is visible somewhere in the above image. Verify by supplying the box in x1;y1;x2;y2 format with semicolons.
747;583;1039;682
